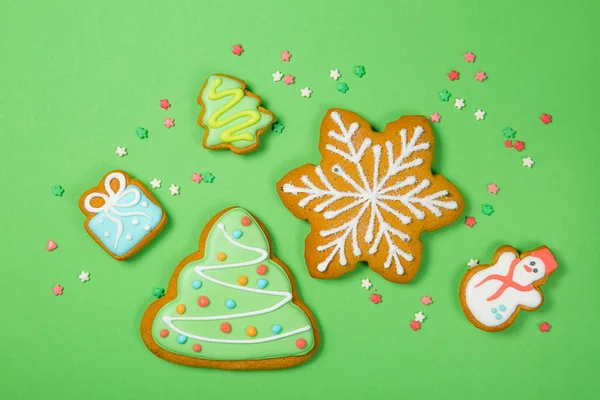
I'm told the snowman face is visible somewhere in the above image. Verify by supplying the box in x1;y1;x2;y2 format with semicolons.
513;256;546;285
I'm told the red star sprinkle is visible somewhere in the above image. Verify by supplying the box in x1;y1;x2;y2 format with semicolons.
464;52;475;63
370;293;382;304
281;50;292;62
514;141;525;152
487;183;499;195
540;113;552;125
283;74;295;85
192;173;202;183
53;284;63;296
475;71;487;82
164;118;175;128
539;322;551;332
410;320;421;331
421;296;432;305
159;99;170;110
504;139;513;148
232;44;243;56
448;70;459;81
430;113;441;123
465;216;477;228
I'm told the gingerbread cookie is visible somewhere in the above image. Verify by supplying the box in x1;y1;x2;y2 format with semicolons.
79;170;167;260
141;207;319;370
459;245;558;332
277;109;464;283
197;74;275;154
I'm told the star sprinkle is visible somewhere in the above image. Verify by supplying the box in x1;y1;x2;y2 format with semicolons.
439;89;451;101
202;172;215;183
283;75;295;85
115;146;127;157
454;98;465;110
78;271;90;283
430;113;441;123
153;287;165;298
281;50;291;62
421;296;432;306
464;52;475;63
272;121;285;133
192;173;202;183
474;109;486;120
46;240;58;251
164;118;175;128
504;140;514;148
465;216;477;227
522;157;534;168
361;278;372;290
370;293;382;304
337;82;349;93
414;312;426;323
467;258;479;268
475;71;487;82
150;178;161;189
136;127;148;139
272;71;283;82
329;69;341;80
410;320;421;331
448;70;459;81
169;184;180;195
539;322;551;332
503;127;516;138
482;204;494;216
487;183;499;194
514;141;525;152
159;99;170;110
300;87;312;98
540;113;552;125
53;284;63;296
354;65;366;78
52;185;65;197
232;44;243;56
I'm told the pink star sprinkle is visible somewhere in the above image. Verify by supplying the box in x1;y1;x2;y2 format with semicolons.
281;50;292;62
539;322;551;332
53;284;63;296
465;216;477;228
421;296;432;306
464;52;475;63
504;139;514;148
159;99;170;110
475;71;487;82
164;118;175;128
448;70;459;81
283;75;295;85
232;44;243;56
410;320;421;331
46;240;58;251
540;113;552;125
370;293;382;304
487;183;499;195
192;173;202;183
430;113;441;123
514;141;525;152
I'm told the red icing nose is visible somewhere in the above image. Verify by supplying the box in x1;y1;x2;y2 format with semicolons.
523;265;533;273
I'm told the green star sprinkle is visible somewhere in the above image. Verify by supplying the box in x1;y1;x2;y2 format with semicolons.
354;65;366;78
136;127;148;139
203;172;215;183
272;121;285;134
439;90;451;102
482;204;495;216
52;185;65;197
152;288;165;298
337;82;349;94
503;127;516;138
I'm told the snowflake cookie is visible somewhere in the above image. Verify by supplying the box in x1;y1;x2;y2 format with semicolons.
277;109;464;283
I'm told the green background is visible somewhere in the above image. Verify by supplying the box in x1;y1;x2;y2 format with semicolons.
1;0;598;398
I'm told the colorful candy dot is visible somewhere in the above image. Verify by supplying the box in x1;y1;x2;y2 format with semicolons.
198;296;210;307
217;252;227;261
238;275;248;286
192;280;202;289
257;279;269;289
177;335;187;344
271;325;282;334
241;216;251;226
220;322;231;333
193;344;202;353
232;229;243;239
256;264;268;275
160;329;169;338
296;338;307;349
246;326;257;337
176;304;186;314
225;299;236;309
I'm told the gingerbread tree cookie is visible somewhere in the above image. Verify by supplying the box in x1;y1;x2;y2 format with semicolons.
277;109;464;283
141;207;318;370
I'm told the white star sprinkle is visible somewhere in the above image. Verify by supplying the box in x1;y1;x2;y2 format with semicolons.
272;71;283;82
522;157;534;168
474;109;486;120
78;271;90;283
300;87;312;98
169;184;180;195
414;311;426;323
329;69;341;80
361;278;372;290
467;258;479;268
150;178;161;189
115;146;127;157
454;98;465;110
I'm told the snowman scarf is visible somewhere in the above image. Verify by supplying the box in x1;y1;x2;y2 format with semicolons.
474;258;534;301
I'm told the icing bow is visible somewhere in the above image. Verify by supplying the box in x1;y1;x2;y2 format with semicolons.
84;172;150;250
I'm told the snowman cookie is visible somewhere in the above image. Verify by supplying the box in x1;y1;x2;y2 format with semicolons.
459;245;558;332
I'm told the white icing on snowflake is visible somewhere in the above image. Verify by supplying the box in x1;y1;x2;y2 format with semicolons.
282;111;458;275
